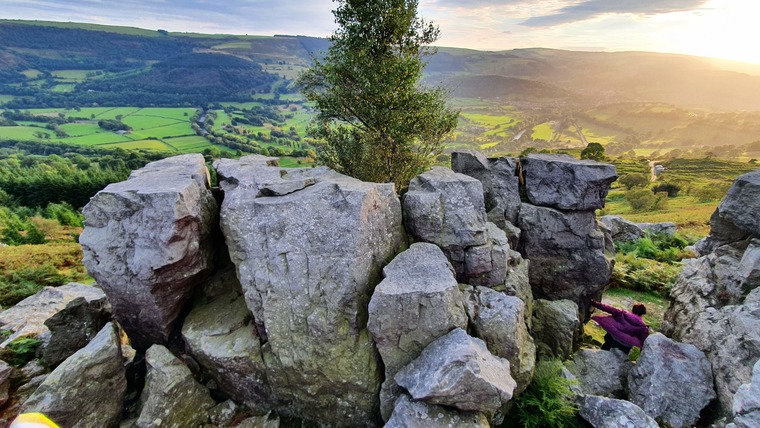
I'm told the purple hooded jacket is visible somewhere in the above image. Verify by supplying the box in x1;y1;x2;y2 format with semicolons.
591;301;649;348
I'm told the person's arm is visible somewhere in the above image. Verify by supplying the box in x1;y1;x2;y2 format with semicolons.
590;300;624;316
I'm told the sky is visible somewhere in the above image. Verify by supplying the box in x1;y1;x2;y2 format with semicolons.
4;0;760;64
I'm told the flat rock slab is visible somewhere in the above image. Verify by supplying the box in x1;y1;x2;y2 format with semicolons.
395;328;516;416
386;394;489;428
565;348;632;398
522;153;617;211
579;395;658;428
80;154;218;349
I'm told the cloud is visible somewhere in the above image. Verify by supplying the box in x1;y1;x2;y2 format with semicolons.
521;0;710;27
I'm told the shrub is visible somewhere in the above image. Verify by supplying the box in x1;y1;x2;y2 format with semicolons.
507;359;581;428
625;188;655;211
0;337;42;367
609;253;683;296
652;182;681;197
0;264;69;307
619;173;649;189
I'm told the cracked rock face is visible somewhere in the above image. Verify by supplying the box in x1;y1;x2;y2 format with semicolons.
217;157;406;426
386;394;490;428
80;154;218;349
717;169;760;237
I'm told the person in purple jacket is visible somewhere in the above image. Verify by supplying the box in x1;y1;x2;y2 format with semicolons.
590;300;649;354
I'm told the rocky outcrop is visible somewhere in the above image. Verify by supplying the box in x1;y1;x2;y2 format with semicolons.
394;328;516;417
521;153;617;211
628;333;715;428
451;150;521;227
663;169;760;415
462;285;535;394
729;358;760;428
564;348;631;398
532;299;579;360
181;291;270;412
135;344;215;428
635;221;677;236
21;323;126;428
403;167;509;287
599;215;645;243
42;294;112;368
367;243;467;420
386;394;490;428
503;249;533;327
80;154;218;349
518;205;611;316
217;157;406;425
579;395;659;428
0;360;11;407
0;283;106;346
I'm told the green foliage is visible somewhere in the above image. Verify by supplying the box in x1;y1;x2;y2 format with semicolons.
625;188;655;211
0;264;69;307
507;359;581;428
610;253;683;296
0;337;42;367
580;142;605;161
619;173;649;189
692;184;730;202
298;0;459;191
652;182;681;197
0;215;46;245
45;202;83;227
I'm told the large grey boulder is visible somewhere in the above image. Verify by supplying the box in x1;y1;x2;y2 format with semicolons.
628;333;715;428
0;360;11;407
599;215;645;243
181;291;271;413
22;323;126;428
386;394;490;428
80;154;218;349
730;358;760;428
635;222;677;236
136;345;215;428
717;168;760;237
451;150;522;227
0;283;106;346
462;285;535;394
579;395;658;428
532;299;579;360
394;328;516;417
521;153;617;211
367;243;467;420
564;348;632;398
696;209;752;255
518;204;611;316
218;158;406;425
42;294;112;368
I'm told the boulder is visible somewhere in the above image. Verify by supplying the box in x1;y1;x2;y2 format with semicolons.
532;299;579;360
521;153;617;211
218;159;406;425
462;285;535;394
208;400;238;427
394;328;516;417
628;333;716;428
599;215;645;243
564;348;632;398
42;294;112;368
695;209;751;255
22;323;126;428
451;150;522;227
136;345;215;428
579;395;659;428
80;154;218;349
386;394;490;428
463;223;510;288
503;249;533;327
0;283;106;346
0;360;11;406
181;291;271;413
635;222;677;236
518;204;611;316
235;413;280;428
731;358;760;428
717;168;760;237
367;243;467;420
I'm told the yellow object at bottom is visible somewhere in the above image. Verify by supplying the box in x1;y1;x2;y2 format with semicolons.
10;412;61;428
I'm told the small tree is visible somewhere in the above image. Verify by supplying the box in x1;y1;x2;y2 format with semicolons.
298;0;458;191
580;142;605;161
619;173;649;190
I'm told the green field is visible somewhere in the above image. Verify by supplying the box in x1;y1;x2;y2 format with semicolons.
50;70;91;81
531;123;553;140
0;95;14;103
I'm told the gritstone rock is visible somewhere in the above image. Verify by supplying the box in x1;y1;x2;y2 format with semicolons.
628;333;716;428
521;153;617;211
462;285;535;394
80;154;218;349
22;323;126;428
367;242;467;420
532;299;579;360
135;344;215;428
0;283;106;346
503;249;533;327
42;294;112;368
518;204;611;316
579;395;659;428
730;358;760;428
181;291;270;413
385;394;490;428
451;150;521;227
394;328;516;417
564;348;632;398
0;360;11;407
635;222;677;236
599;215;645;243
716;168;760;237
217;158;406;426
